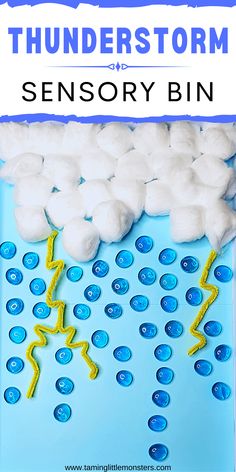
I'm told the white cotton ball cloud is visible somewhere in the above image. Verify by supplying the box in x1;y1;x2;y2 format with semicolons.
28;123;65;155
133;123;169;155
0;123;29;160
199;127;235;160
170;122;200;157
14;175;53;207
150;150;193;180
62;123;101;154
42;153;81;191
145;180;174;216
170;206;205;243
110;178;145;221
46;190;85;228
15;206;51;242
96;123;133;158
0;153;43;184
205;200;236;251
192;155;236;198
62;218;100;262
80;179;113;218
115;150;153;182
79;148;116;180
93;200;134;243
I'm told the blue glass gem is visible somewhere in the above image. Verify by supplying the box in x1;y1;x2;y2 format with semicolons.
159;248;177;265
159;273;177;291
130;295;149;312
30;278;46;295
55;377;74;395
6;357;24;374
33;302;51;319
55;348;73;365
22;252;39;270
149;444;168;461
154;344;172;362
115;250;134;268
54;403;72;422
111;278;129;295
214;344;232;362
156;367;174;385
4;387;21;404
148;415;167;432
214;265;233;283
194;359;213;376
139;323;157;339
0;241;16;259
186;287;203;306
181;256;199;273
104;303;122;319
113;346;132;362
204;320;222;337
152;390;170;408
73;304;91;320
9;326;26;344
6;298;24;315
116;370;133;387
161;296;178;313
84;284;101;302
92;260;109;277
135;235;153;253
212;382;231;401
66;266;83;282
6;268;23;285
92;330;109;348
165;320;183;338
138;267;156;286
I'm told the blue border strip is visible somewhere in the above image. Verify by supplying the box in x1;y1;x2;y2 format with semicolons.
0;0;235;7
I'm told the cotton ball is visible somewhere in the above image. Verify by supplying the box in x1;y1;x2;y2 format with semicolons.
15;206;51;242
14;175;53;207
205;200;236;251
225;171;236;200
170;206;205;243
110;178;145;221
46;190;85;228
201;122;234;132
170;168;221;207
62;123;101;154
62;218;100;262
79;148;116;180
0;123;29;160
170;122;200;157
192;155;235;197
28;123;65;155
93;200;134;243
150;150;193;180
80;179;113;218
145;180;174;216
96;123;133;158
115;150;153;182
133;123;169;155
200;127;235;160
0;153;43;184
42;154;81;191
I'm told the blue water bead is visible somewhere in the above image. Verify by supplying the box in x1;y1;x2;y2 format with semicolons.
161;296;178;313
214;344;232;362
9;326;26;344
112;278;129;295
30;278;46;295
0;241;16;259
159;273;177;291
67;266;83;282
84;284;101;302
154;344;172;362
135;235;153;253
113;346;132;362
156;367;174;385
92;260;109;277
138;267;156;286
212;382;231;401
73;304;91;320
22;252;39;269
56;377;74;395
55;348;73;365
104;303;123;319
6;357;24;374
152;390;170;408
6;268;23;285
115;250;134;268
33;302;51;319
186;287;203;306
148;415;167;432
149;444;168;462
181;256;199;273
194;359;213;376
165;320;183;338
116;370;133;387
204;320;222;337
159;248;177;265
130;295;149;312
92;330;109;348
139;323;157;339
6;298;24;315
214;265;233;283
54;403;71;422
4;387;21;404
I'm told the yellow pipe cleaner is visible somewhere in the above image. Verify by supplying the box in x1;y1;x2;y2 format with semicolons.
26;230;98;399
188;249;219;357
